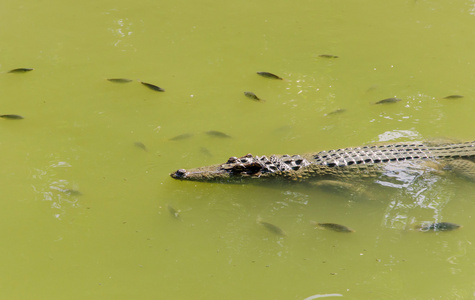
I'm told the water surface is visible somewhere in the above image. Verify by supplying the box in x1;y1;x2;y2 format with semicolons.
1;0;475;299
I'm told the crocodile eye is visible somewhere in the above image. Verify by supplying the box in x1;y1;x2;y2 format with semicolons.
231;163;245;173
227;157;238;163
246;162;262;174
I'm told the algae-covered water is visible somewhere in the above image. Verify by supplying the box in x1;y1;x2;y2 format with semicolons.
1;0;475;299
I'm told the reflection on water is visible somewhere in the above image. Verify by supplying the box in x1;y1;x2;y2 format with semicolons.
283;72;337;111
377;129;420;142
375;160;455;230
381;177;452;230
108;16;139;52
31;160;81;220
303;293;343;300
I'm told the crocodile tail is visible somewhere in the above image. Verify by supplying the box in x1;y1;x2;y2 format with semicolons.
429;141;475;159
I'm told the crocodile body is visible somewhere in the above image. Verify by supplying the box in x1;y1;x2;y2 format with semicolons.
170;141;475;183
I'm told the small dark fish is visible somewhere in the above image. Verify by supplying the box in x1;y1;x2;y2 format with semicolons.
319;54;339;58
200;147;213;157
141;81;165;92
205;130;231;138
417;222;461;232
8;68;34;73
0;114;24;119
167;205;180;219
259;221;286;236
316;222;354;233
62;189;82;196
374;98;401;104
107;78;133;83
169;133;193;141
257;72;283;80
443;95;463;99
244;91;263;101
134;142;148;152
325;108;346;116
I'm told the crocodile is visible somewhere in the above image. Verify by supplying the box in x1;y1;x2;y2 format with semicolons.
170;141;475;184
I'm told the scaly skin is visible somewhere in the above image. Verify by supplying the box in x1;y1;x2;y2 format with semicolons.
170;141;475;183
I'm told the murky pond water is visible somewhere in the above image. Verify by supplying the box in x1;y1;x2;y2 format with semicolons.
1;0;475;299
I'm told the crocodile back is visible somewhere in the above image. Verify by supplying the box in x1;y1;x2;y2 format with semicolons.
311;141;475;167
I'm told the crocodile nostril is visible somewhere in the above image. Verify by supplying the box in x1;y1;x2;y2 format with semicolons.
171;169;187;178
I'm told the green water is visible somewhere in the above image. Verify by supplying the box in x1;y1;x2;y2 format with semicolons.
1;0;475;299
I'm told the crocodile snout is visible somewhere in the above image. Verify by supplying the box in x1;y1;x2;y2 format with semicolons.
170;169;188;179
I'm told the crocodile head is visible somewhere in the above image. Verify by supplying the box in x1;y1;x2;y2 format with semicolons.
170;154;271;182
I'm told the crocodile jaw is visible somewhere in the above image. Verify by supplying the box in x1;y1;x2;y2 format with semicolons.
170;165;233;182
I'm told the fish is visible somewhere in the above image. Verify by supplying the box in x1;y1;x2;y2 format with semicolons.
244;91;263;102
167;205;180;219
8;68;34;73
259;220;286;236
62;189;82;196
141;81;165;92
374;97;401;104
134;142;148;152
256;72;283;80
200;147;213;157
319;54;339;58
205;130;231;138
315;222;354;233
325;108;346;116
443;95;463;99
0;114;24;119
169;133;194;141
417;222;461;232
107;78;133;83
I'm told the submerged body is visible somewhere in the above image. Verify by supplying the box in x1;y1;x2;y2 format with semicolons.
170;141;475;183
417;222;462;232
316;223;354;233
